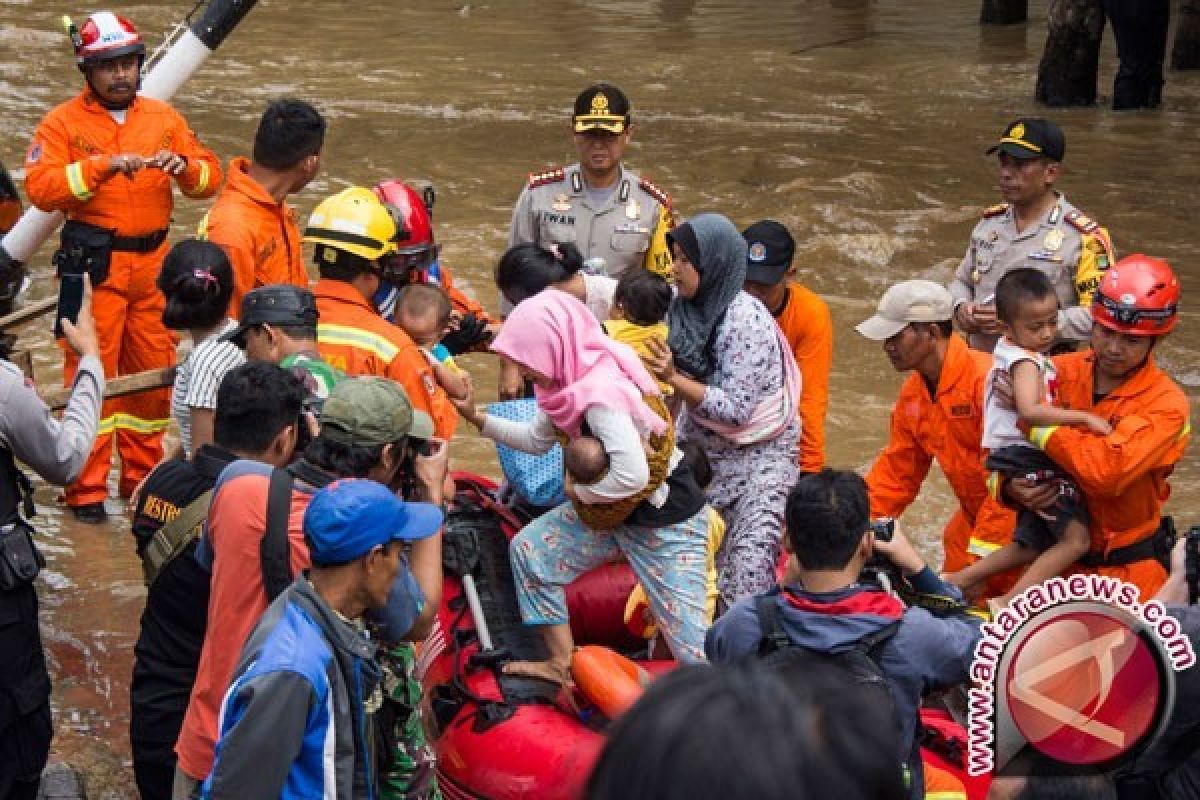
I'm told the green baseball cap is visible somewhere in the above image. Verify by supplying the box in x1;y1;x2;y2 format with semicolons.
319;377;434;446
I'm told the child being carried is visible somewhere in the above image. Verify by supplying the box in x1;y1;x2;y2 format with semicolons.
945;268;1112;607
603;269;674;397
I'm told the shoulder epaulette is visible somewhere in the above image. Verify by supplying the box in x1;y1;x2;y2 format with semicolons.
527;167;565;189
981;203;1008;219
1064;209;1100;234
638;176;672;208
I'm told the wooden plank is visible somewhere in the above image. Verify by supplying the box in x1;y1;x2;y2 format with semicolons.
0;297;57;332
45;366;177;411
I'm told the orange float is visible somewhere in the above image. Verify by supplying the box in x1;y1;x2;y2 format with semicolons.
571;644;650;720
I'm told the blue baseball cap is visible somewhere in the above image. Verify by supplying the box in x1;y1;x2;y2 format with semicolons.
303;479;443;566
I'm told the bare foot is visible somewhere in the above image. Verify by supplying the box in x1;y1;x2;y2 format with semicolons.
503;658;573;686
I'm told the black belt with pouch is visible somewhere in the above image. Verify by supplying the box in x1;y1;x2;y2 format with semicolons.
53;221;169;287
53;220;114;286
0;518;43;591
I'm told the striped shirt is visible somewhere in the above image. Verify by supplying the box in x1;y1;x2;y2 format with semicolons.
172;319;245;457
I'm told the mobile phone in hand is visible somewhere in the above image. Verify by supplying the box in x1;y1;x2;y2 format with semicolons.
55;273;85;339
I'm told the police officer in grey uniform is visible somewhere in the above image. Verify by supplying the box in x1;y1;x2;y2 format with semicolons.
948;118;1115;353
0;281;103;800
506;83;672;296
500;82;674;398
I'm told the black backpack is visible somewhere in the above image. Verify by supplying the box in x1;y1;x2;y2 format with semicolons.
754;593;900;722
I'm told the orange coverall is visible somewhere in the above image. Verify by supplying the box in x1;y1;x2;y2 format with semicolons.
313;279;455;439
866;334;1016;574
25;90;221;504
199;156;308;316
772;282;833;472
1024;352;1190;600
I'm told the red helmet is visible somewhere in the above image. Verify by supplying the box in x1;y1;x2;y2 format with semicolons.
1092;254;1180;336
75;12;145;69
372;179;438;281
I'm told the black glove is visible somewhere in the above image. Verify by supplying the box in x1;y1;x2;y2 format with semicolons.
439;312;491;355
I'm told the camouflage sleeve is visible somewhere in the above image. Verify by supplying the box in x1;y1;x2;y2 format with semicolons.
1059;226;1115;342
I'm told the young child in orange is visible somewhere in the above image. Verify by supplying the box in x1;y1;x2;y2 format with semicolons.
393;284;465;440
945;268;1111;606
395;284;467;396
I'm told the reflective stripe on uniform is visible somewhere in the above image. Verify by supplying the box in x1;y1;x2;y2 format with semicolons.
925;792;967;800
986;471;1002;500
111;412;170;434
196;210;211;239
66;162;92;201
318;323;400;363
1180;420;1192;441
1028;425;1058;450
184;161;211;197
968;537;1002;558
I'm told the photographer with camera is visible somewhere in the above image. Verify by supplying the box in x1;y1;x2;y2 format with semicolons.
705;469;981;800
0;276;102;800
176;377;448;799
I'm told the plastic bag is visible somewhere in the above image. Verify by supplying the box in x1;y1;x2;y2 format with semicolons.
488;398;566;508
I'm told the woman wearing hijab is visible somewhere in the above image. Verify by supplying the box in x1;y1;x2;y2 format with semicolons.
452;290;710;683
644;213;801;607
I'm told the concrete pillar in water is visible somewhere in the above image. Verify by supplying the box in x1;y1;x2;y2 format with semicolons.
1173;0;1200;69
980;0;1027;25
1035;0;1106;106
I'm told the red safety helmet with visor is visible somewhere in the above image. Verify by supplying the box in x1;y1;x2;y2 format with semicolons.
372;179;439;284
1091;254;1180;337
73;12;145;70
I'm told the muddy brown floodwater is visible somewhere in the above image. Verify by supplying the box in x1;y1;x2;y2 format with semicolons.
1;0;1198;794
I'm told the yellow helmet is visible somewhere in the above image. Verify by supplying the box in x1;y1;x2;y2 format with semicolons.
304;187;400;265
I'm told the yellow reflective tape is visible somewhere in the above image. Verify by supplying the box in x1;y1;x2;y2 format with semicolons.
66;162;92;201
925;793;967;800
109;413;170;434
1029;425;1058;450
186;161;210;196
968;537;1002;558
196;210;211;240
318;323;400;363
97;414;118;435
986;471;1002;500
1180;420;1192;442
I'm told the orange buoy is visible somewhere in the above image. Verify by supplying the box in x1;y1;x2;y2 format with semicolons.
571;645;650;720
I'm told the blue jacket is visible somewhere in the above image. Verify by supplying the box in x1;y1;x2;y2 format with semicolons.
706;581;980;799
202;576;382;800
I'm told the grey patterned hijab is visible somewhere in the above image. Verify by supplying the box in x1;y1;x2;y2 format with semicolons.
666;213;748;379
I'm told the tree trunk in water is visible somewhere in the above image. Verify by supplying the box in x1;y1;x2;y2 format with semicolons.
981;0;1028;25
1036;0;1106;106
1173;0;1200;69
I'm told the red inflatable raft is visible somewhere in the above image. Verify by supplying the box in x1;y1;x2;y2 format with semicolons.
420;474;989;800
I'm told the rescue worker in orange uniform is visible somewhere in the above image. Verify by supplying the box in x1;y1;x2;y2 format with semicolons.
199;98;324;314
856;280;1015;579
304;187;448;438
1001;255;1189;600
371;178;497;355
740;220;833;473
24;12;221;522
